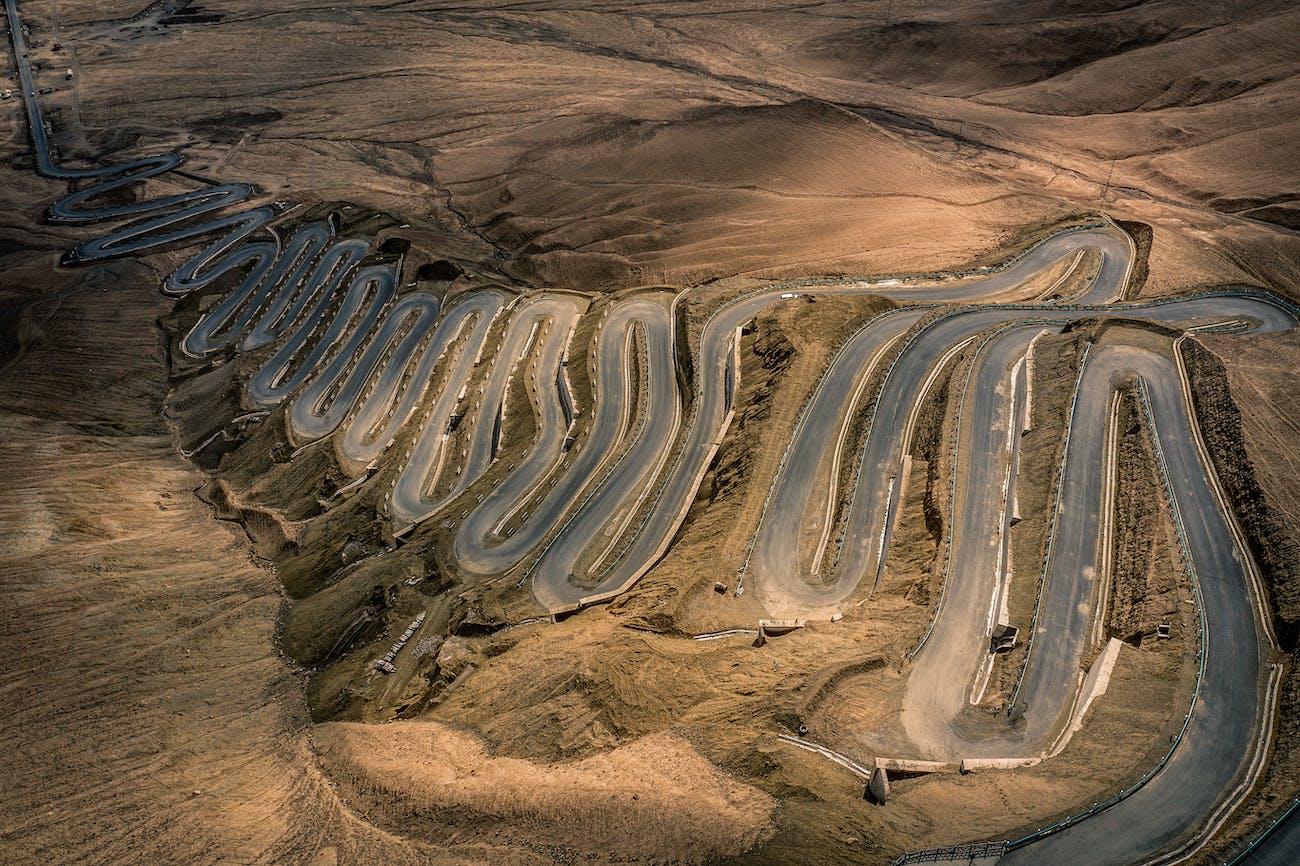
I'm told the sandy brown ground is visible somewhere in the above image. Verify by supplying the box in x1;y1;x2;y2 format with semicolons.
0;221;783;866
22;1;1300;294
4;0;1300;864
1181;330;1300;861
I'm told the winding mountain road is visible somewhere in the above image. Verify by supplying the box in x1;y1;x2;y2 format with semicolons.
4;3;1295;863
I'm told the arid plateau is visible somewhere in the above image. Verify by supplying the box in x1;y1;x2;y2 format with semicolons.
2;2;1299;865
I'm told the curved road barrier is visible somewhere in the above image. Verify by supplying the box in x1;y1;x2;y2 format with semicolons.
1225;798;1300;866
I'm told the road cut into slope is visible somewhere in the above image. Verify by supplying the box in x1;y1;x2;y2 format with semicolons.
5;2;1295;862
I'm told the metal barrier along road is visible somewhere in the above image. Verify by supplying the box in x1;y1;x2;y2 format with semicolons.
1226;798;1300;866
889;840;1008;865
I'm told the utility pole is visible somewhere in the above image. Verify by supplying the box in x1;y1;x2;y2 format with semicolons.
1101;162;1115;202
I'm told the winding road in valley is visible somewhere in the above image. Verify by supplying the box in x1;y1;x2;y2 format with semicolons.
4;3;1294;863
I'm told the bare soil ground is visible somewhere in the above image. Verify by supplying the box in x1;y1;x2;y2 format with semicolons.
315;723;775;865
1181;330;1300;860
4;1;1300;864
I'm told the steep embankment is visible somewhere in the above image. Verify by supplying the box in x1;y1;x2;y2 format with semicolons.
1180;330;1300;858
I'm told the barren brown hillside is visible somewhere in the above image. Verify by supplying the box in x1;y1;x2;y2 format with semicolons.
2;1;1299;865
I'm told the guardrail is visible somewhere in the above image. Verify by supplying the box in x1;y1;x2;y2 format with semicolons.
906;317;1065;662
1225;797;1300;865
1006;339;1091;708
889;841;1008;865
728;221;1112;297
737;306;927;592
1000;375;1208;852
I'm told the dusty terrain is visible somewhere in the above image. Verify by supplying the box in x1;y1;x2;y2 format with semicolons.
3;1;1300;865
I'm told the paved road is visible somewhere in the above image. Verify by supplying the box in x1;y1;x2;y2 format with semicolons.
538;223;1139;611
740;292;1291;862
996;345;1273;865
181;220;335;356
738;297;1290;864
897;323;1046;755
447;294;588;517
749;295;1292;614
746;307;923;611
356;289;504;480
738;293;1289;856
448;295;672;579
5;3;1296;863
1232;801;1300;866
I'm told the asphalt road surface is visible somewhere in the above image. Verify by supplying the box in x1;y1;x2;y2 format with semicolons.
1233;801;1300;866
997;345;1273;865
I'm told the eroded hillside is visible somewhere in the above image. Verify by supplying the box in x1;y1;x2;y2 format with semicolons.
3;2;1299;865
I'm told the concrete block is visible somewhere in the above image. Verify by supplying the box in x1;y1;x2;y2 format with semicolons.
867;767;890;804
